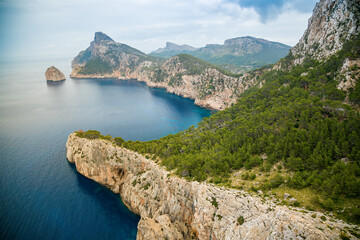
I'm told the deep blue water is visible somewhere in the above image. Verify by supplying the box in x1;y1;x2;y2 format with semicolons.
0;58;212;239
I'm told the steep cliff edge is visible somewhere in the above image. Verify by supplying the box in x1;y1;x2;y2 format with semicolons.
291;0;359;65
66;133;358;239
70;33;260;110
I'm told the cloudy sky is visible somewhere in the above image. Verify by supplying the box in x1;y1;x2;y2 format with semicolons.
0;0;318;61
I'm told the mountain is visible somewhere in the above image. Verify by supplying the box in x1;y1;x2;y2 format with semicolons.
71;32;156;74
150;42;196;58
68;0;360;238
123;0;360;225
71;32;261;110
150;36;292;73
291;0;360;65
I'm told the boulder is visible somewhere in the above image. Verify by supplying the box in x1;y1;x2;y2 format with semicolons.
45;66;66;81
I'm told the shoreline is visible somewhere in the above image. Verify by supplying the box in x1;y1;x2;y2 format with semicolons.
66;133;358;239
70;75;223;111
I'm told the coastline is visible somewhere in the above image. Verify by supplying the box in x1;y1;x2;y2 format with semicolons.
66;133;358;240
69;65;252;111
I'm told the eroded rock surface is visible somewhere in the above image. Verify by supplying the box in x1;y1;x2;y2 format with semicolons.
291;0;359;65
66;133;358;239
45;66;66;81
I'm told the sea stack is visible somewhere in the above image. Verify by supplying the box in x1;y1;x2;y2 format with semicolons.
45;66;66;81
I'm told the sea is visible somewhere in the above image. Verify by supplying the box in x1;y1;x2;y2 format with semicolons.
0;57;212;240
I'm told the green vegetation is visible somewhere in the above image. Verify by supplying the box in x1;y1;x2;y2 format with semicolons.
76;130;112;141
79;57;113;74
119;37;360;223
210;197;218;208
76;130;101;139
76;37;360;224
150;38;291;73
177;54;242;77
237;216;244;225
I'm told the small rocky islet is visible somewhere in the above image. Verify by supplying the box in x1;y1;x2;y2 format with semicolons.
45;66;66;81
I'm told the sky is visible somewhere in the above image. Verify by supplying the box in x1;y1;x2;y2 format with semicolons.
0;0;318;61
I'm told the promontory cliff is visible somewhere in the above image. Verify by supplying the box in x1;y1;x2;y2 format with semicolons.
66;0;360;239
70;33;260;110
66;133;359;239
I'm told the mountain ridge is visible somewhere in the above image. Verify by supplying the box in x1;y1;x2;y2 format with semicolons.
67;0;360;238
150;36;292;72
70;33;260;110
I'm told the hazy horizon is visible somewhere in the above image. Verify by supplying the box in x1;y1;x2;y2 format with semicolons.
0;0;318;61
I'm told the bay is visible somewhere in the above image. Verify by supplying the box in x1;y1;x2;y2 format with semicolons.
0;57;211;239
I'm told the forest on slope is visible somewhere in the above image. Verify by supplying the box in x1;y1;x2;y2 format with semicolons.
76;35;360;224
115;36;360;224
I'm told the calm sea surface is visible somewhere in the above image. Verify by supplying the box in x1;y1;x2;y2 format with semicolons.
0;57;212;239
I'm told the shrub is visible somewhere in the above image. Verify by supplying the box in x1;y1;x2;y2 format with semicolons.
76;130;101;139
211;197;218;208
100;135;112;141
114;137;125;146
237;216;244;225
249;173;256;180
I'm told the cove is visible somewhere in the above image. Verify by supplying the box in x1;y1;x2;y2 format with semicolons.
0;58;212;239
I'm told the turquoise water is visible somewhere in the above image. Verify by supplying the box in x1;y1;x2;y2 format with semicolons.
0;58;212;239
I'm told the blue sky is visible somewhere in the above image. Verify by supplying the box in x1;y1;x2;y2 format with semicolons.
0;0;318;60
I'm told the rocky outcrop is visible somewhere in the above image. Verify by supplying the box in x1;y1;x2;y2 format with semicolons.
45;66;66;81
66;133;359;240
337;58;360;91
291;0;359;65
70;34;260;110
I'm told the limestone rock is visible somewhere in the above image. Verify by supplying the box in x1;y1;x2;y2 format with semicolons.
291;0;359;65
70;32;261;111
66;133;359;240
45;66;66;81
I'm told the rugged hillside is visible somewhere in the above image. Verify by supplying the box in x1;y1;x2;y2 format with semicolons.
71;33;262;110
67;0;360;238
150;42;197;58
277;0;360;95
150;36;291;73
122;0;360;226
290;0;359;64
67;132;359;240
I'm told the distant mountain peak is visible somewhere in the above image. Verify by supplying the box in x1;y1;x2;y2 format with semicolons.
224;36;289;49
94;32;114;43
165;42;178;48
152;42;197;54
150;36;291;72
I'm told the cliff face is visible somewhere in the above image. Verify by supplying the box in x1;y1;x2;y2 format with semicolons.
71;34;259;110
45;66;66;81
66;133;358;240
291;0;359;65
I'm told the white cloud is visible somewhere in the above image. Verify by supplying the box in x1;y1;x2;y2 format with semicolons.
0;0;315;60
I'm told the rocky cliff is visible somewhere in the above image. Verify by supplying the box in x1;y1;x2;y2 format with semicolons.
71;33;260;110
150;36;291;72
66;133;359;240
45;66;66;81
151;42;197;56
291;0;359;65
